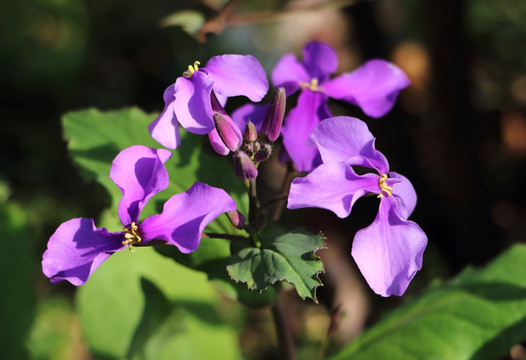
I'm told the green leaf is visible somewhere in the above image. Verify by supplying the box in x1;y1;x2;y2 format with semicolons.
227;227;326;302
77;247;242;359
330;244;526;360
156;237;278;307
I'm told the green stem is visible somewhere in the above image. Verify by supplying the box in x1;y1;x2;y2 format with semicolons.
248;179;262;247
202;232;249;243
271;163;296;222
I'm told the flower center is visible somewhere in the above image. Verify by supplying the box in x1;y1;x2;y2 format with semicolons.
122;222;142;251
299;78;324;92
377;174;393;198
183;61;201;78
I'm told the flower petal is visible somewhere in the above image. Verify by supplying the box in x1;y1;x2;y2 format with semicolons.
271;53;310;95
288;162;379;218
140;182;237;253
42;218;125;286
149;85;181;149
110;145;172;226
302;41;338;82
323;60;410;118
309;116;389;173
173;71;215;134
351;196;427;296
231;102;267;132
208;127;230;156
390;171;417;218
281;90;330;172
206;54;269;101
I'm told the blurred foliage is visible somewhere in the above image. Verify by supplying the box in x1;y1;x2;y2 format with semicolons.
0;200;35;360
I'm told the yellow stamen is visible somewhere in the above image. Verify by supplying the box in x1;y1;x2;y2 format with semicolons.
299;78;324;92
182;61;201;78
122;222;142;251
377;173;393;198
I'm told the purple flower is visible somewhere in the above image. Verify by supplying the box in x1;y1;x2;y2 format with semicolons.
287;117;427;296
149;55;269;150
272;41;410;172
42;145;236;285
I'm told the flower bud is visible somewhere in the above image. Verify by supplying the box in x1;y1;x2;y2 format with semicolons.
260;87;286;142
214;113;241;152
226;210;246;230
233;151;258;181
245;121;258;142
254;143;272;162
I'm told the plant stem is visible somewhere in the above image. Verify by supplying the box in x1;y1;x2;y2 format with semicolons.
271;163;296;222
272;290;297;360
202;232;248;243
248;179;262;247
260;193;289;210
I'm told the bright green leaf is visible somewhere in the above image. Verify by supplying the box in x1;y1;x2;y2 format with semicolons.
227;227;326;302
77;247;242;359
330;244;526;360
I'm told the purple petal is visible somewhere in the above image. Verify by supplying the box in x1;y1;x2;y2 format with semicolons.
206;55;269;101
309;116;390;173
231;102;267;132
302;41;338;83
110;145;172;226
214;91;228;107
149;85;181;149
351;196;427;296
208;128;230;156
42;218;125;286
173;72;215;134
288;162;379;218
281;90;331;172
271;53;310;95
140;182;237;253
390;172;417;218
323;60;410;118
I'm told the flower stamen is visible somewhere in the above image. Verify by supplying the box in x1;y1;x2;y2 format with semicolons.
122;222;142;251
299;78;324;92
182;61;201;78
377;174;393;198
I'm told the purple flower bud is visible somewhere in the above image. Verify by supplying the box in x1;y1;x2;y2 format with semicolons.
260;87;286;142
234;151;258;181
254;143;272;162
245;121;258;142
214;113;241;152
226;210;246;229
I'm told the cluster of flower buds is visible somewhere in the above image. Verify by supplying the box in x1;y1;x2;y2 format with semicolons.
230;87;286;181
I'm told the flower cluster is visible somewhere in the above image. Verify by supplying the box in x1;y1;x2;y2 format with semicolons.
43;41;427;297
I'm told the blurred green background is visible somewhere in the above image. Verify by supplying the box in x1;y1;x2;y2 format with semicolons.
2;0;526;359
